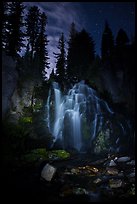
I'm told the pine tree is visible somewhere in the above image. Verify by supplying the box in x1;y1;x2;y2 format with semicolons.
54;33;66;84
66;22;77;82
26;6;40;59
101;21;114;61
75;29;95;80
66;25;95;83
2;2;9;49
116;29;129;47
35;12;50;81
4;2;25;58
115;29;130;75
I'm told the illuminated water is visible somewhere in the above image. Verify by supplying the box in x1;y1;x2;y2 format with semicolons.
46;81;130;152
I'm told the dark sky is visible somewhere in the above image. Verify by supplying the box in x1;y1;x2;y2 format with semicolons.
23;2;135;76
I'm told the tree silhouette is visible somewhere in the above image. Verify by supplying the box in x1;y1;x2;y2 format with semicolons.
2;2;9;49
66;22;78;82
26;6;40;59
54;33;66;85
4;2;25;58
75;29;95;80
101;21;114;61
35;12;50;81
116;28;129;47
66;26;95;83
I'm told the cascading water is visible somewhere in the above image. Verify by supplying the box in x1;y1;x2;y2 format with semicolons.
46;81;131;153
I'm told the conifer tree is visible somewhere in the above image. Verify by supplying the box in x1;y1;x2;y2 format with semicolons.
4;2;25;58
101;21;114;61
54;33;66;84
66;22;77;82
116;29;129;47
26;6;40;59
2;2;9;49
35;12;50;81
66;25;95;83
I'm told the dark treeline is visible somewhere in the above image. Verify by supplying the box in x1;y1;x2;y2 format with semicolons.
2;2;135;99
2;2;49;85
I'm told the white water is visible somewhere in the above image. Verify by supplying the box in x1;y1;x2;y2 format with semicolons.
46;81;120;152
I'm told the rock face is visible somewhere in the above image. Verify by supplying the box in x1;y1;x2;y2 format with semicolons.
2;52;18;118
2;52;37;122
11;79;34;114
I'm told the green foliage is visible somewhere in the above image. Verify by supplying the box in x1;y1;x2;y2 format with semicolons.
47;150;70;160
33;101;43;111
94;130;110;154
21;149;70;165
22;148;47;164
19;116;32;124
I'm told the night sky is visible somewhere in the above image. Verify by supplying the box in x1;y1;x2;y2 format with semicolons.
23;2;135;76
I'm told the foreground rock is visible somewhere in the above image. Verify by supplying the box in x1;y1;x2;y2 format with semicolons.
41;163;57;181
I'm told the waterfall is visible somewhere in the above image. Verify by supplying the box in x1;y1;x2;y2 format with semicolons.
53;82;63;141
46;89;51;131
46;81;130;153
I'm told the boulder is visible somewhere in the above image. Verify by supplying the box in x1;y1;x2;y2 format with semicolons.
117;156;130;162
41;163;56;181
109;179;123;188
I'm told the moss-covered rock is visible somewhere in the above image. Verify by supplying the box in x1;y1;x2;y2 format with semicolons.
21;149;70;165
93;129;110;154
47;150;70;160
19;116;32;124
33;99;43;112
22;148;47;164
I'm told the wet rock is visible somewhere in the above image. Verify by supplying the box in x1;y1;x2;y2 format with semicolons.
73;187;88;195
128;184;135;195
126;160;135;166
109;160;117;167
93;178;102;184
41;163;56;181
92;158;107;165
84;166;99;173
71;168;80;174
69;166;99;176
109;179;123;188
127;172;135;178
118;171;124;177
64;171;72;175
114;157;118;161
117;156;130;162
104;159;117;167
106;167;119;175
